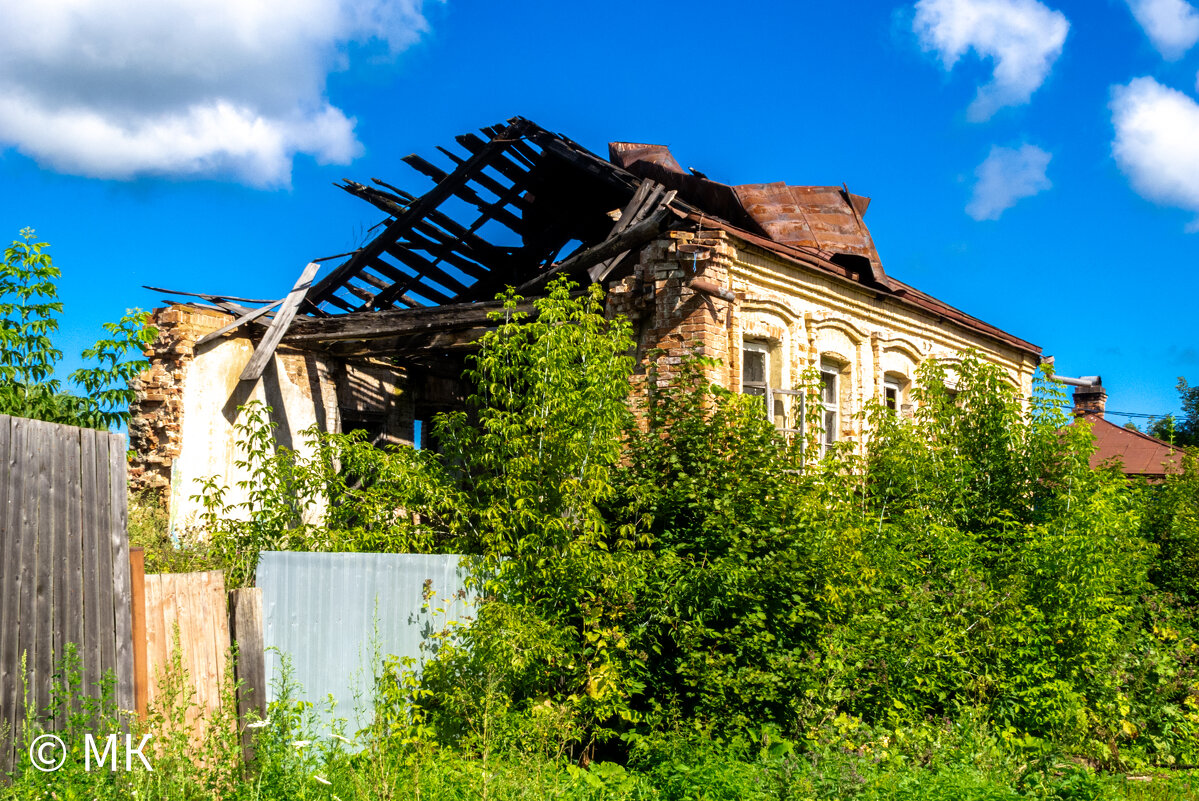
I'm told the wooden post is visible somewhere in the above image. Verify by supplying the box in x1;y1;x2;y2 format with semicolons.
229;588;265;762
129;547;147;720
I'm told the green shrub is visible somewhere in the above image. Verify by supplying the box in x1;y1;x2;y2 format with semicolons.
0;227;157;430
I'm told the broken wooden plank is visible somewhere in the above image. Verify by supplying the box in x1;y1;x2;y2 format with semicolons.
143;286;277;305
195;299;283;346
308;119;532;311
588;181;665;282
402;155;527;234
283;298;538;343
238;262;320;382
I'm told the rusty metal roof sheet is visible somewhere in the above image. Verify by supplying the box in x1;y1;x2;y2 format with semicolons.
608;142;685;174
611;142;887;287
732;183;881;268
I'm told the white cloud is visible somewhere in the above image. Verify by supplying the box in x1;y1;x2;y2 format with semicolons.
966;144;1052;220
1124;0;1199;60
0;0;435;187
1111;77;1199;232
913;0;1070;121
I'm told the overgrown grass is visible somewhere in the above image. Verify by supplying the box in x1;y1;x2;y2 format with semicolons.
127;489;224;575
6;646;1199;800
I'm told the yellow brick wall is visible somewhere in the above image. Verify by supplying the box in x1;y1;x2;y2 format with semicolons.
614;229;1039;455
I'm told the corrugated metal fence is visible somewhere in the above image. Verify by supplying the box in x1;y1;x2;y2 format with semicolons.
257;552;473;735
0;414;135;773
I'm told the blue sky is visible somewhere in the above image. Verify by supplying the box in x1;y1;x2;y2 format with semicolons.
1;0;1197;423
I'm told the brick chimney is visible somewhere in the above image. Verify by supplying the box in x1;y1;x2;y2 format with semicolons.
1073;384;1107;419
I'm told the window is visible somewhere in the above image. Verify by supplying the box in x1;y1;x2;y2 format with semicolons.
883;381;899;412
741;342;768;401
741;341;796;433
820;364;839;455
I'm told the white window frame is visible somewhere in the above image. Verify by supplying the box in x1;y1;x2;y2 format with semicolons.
883;378;901;416
819;364;839;456
741;341;770;397
741;340;802;435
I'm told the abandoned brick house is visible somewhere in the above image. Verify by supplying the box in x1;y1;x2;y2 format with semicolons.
127;117;1042;531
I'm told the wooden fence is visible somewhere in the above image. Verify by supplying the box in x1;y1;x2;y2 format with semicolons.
0;414;135;773
138;570;265;748
143;571;231;733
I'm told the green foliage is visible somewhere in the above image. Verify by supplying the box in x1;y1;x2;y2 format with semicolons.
1149;378;1199;448
7;648;1199;799
837;358;1152;753
1138;452;1199;601
429;279;637;558
416;279;645;754
194;400;459;588
70;310;161;430
128;489;225;575
0;227;157;429
180;276;1199;780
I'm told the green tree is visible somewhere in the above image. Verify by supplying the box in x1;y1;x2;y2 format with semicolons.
192;282;1199;766
1151;377;1199;448
0;227;157;429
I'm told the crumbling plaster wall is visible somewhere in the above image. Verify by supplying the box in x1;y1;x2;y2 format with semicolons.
611;229;1039;454
130;306;343;534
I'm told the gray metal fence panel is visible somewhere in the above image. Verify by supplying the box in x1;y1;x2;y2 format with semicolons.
256;551;474;737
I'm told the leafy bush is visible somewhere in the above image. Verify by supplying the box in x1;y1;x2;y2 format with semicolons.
181;276;1199;778
0;227;157;429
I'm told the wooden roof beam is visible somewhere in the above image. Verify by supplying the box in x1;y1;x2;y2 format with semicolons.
283;298;537;344
308;118;533;309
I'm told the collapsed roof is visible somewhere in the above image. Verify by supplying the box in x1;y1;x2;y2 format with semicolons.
151;115;1039;377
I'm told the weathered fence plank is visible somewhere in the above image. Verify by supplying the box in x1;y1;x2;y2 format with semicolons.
129;547;148;719
94;433;117;698
230;586;266;759
15;418;41;748
142;570;231;740
79;426;102;702
63;424;84;715
0;414;135;774
109;441;134;713
33;419;55;723
0;416;21;773
51;425;71;728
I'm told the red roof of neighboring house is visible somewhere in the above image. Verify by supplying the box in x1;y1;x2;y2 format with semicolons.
1078;413;1184;477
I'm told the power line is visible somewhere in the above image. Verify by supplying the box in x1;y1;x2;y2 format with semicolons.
1049;401;1174;420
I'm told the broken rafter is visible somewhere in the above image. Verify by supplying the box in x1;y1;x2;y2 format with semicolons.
309;118;534;313
454;133;533;186
518;195;682;294
195;298;283;346
144;286;277;305
239;261;321;382
588;180;668;283
402;154;527;235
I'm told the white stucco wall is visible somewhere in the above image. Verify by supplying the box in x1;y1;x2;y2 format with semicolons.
169;337;341;535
